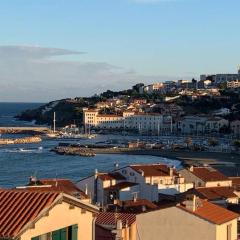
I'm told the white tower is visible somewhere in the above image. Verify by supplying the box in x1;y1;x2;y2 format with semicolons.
238;65;240;75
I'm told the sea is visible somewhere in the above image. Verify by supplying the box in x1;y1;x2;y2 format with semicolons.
0;102;181;188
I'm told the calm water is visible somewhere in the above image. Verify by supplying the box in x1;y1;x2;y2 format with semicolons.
0;103;180;188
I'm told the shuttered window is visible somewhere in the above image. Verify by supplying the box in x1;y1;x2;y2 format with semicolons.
71;224;78;240
32;237;40;240
32;225;77;240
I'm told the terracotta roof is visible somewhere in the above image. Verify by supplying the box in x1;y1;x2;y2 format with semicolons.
0;190;59;239
130;164;177;177
98;173;126;181
185;187;237;201
190;167;228;182
113;199;158;213
19;178;88;199
104;182;138;191
178;199;239;225
195;187;237;200
96;212;136;227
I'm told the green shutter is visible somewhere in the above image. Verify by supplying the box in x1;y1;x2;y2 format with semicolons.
31;237;40;240
60;228;67;240
71;224;78;240
52;229;61;240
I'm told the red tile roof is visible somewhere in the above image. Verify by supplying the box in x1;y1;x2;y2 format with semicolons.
114;199;158;213
104;182;138;191
194;187;237;200
19;178;88;199
178;199;239;225
190;167;228;182
98;173;126;181
130;164;177;177
0;190;59;239
96;212;136;227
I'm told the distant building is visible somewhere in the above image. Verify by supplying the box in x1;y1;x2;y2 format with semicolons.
200;66;240;85
230;120;240;137
227;80;240;89
83;109;166;134
179;166;232;188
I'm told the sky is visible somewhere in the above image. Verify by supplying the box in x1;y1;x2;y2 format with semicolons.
0;0;240;102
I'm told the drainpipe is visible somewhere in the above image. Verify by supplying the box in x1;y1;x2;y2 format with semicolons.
92;215;97;240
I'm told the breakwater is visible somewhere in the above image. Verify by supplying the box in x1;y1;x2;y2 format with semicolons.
0;127;50;135
52;146;96;157
0;136;42;145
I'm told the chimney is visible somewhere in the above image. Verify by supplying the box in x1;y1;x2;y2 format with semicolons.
139;169;144;177
29;176;38;185
185;194;198;212
169;167;174;177
94;169;98;178
189;166;194;172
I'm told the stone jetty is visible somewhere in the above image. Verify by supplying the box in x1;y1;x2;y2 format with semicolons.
0;136;42;145
51;147;96;157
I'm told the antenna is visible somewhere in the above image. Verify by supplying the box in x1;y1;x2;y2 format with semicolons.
53;112;56;133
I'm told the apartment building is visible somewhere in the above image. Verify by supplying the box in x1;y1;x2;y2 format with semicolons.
96;195;239;240
227;80;240;89
178;116;228;134
83;108;164;134
0;189;98;240
179;166;232;188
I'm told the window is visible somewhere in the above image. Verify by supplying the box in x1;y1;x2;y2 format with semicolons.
31;225;78;240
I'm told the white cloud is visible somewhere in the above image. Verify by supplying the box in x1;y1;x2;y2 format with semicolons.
0;45;175;102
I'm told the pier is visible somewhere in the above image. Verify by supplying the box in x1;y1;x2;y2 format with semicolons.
0;127;51;135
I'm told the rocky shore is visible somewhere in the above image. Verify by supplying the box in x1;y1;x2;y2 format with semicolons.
51;146;96;157
0;136;42;145
51;146;240;165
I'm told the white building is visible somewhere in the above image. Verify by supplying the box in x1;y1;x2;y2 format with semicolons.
83;109;165;134
227;80;240;89
114;164;193;196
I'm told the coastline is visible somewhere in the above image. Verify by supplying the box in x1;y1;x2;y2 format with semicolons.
90;148;240;166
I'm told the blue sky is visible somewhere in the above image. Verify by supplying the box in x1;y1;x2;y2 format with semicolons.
0;0;239;102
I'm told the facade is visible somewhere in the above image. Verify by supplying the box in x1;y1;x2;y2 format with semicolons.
178;116;228;134
114;164;193;196
136;197;238;240
179;166;232;188
230;120;240;137
96;196;239;240
227;80;240;89
178;116;207;135
83;109;165;134
0;189;98;240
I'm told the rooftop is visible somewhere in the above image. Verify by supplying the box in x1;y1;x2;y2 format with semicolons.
178;199;238;225
18;178;88;199
186;187;237;201
0;190;59;239
98;172;126;181
190;166;229;182
96;212;136;227
104;182;138;191
130;164;177;177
